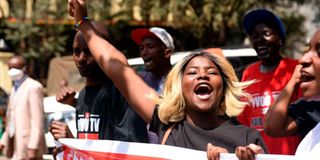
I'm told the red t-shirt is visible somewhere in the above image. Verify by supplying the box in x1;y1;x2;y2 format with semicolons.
238;58;302;155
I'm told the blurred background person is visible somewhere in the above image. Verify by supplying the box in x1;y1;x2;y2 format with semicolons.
131;27;174;143
131;27;174;93
237;9;302;155
0;56;46;159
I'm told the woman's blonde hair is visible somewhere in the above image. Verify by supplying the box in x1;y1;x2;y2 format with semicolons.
157;52;254;124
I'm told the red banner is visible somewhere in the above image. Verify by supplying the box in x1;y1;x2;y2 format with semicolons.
57;139;301;160
57;138;207;160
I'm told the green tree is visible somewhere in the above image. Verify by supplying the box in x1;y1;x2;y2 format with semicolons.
110;0;310;56
1;0;318;81
2;0;70;81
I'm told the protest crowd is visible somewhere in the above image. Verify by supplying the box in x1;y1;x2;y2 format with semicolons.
0;0;319;159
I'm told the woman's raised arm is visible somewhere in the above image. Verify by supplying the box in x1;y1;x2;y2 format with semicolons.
68;0;157;123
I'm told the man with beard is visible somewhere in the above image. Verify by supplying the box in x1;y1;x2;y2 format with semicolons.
49;22;148;143
237;9;302;155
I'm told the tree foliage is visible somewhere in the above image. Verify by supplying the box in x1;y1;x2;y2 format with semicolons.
128;0;311;51
0;0;319;80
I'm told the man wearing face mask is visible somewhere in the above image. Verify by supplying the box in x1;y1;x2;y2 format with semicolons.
0;56;47;159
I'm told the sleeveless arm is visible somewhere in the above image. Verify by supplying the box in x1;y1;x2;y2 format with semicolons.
264;65;301;136
69;0;157;123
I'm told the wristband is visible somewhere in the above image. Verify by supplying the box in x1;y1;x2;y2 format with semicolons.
74;16;90;29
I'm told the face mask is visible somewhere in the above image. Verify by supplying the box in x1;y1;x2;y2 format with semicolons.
8;68;24;81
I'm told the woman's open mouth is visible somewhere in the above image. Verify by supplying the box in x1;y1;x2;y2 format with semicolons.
301;71;315;83
300;71;315;89
301;75;315;82
194;83;213;100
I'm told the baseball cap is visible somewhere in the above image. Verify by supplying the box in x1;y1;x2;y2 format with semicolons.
131;27;175;50
242;9;286;43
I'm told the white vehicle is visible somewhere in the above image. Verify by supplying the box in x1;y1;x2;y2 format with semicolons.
44;96;77;147
128;48;257;65
43;96;77;160
128;47;257;79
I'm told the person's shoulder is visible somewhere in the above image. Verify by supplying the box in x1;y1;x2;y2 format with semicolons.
244;61;261;71
139;71;151;80
291;99;320;109
276;58;299;74
25;77;43;88
101;80;119;94
78;86;86;95
242;61;261;80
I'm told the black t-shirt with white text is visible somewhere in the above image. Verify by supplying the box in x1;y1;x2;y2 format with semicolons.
76;80;148;143
150;108;268;153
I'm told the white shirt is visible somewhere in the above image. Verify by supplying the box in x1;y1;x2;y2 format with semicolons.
295;122;320;158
